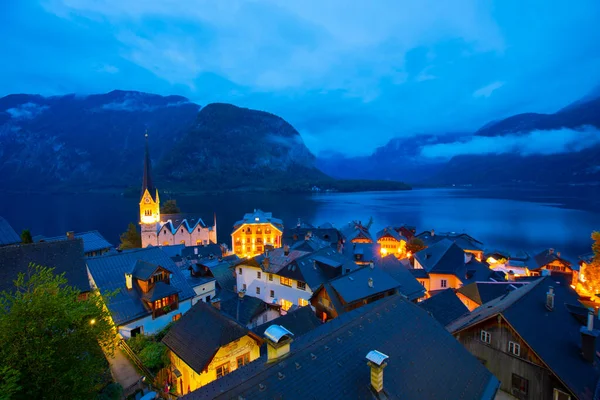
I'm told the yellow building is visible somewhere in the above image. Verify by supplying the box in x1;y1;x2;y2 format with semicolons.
162;301;262;396
376;226;407;258
231;209;284;257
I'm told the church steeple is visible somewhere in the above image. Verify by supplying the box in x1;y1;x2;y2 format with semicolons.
141;132;157;201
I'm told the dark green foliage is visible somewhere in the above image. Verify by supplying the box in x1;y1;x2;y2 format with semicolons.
406;238;427;255
97;383;123;400
127;334;152;354
155;322;174;342
160;199;181;214
119;222;141;250
20;229;33;244
0;265;115;400
138;342;168;370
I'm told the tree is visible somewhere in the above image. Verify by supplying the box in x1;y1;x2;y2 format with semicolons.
583;231;600;296
20;229;33;244
119;222;141;250
406;237;426;255
161;199;181;214
0;265;115;399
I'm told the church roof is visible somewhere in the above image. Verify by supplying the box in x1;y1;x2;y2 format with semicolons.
141;133;157;201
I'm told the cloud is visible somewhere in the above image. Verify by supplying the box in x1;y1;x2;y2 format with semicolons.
420;126;600;159
473;81;505;98
6;102;49;119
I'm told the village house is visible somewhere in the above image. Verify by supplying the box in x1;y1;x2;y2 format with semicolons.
413;239;504;296
282;222;342;250
37;230;114;257
217;290;281;329
139;135;217;248
252;305;322;340
456;281;529;311
310;264;401;321
162;300;263;396
416;230;485;261
447;277;600;400
376;226;408;258
0;238;90;297
180;293;500;400
370;255;426;301
0;216;22;247
234;241;358;312
86;247;197;338
529;248;577;279
419;288;470;328
341;220;374;244
231;209;283;258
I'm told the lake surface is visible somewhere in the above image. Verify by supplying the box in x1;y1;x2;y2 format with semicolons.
1;187;599;259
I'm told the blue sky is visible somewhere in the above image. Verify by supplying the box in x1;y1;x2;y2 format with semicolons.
2;1;600;156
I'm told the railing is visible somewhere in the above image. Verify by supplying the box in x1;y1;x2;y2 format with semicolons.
119;338;154;380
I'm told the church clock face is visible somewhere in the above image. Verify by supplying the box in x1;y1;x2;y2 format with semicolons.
144;197;150;204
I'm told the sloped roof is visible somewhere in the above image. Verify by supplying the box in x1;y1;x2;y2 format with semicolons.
328;265;401;305
233;209;283;231
162;301;255;373
0;239;89;293
0;217;21;246
414;239;464;273
282;226;342;247
457;281;529;306
416;231;483;251
449;277;599;400
376;255;426;301
87;247;196;325
39;230;113;253
183;294;499;400
532;249;572;270
253;305;322;338
131;259;161;280
141;281;180;302
419;289;470;327
340;222;374;243
220;292;270;326
375;226;404;242
284;247;357;290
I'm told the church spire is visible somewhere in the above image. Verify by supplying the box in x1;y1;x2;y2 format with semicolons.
141;131;157;201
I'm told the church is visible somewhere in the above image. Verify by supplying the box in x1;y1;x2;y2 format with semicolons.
139;134;217;248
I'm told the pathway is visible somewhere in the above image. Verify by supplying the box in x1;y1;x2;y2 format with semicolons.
107;346;142;390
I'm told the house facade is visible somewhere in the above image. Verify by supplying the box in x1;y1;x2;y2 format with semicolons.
231;209;283;258
376;226;407;258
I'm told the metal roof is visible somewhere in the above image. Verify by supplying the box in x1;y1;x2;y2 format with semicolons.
264;325;294;343
0;216;21;246
40;230;113;253
365;350;389;366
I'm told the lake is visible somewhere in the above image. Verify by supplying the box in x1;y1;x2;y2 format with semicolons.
2;186;599;259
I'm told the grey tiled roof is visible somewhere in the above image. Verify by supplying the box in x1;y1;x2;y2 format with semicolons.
86;247;196;325
220;292;271;326
233;209;283;231
183;294;499;400
252;305;322;338
416;231;483;251
375;255;426;301
328;265;400;304
282;226;342;248
457;281;529;306
375;226;404;242
131;259;161;280
0;239;89;293
0;216;21;246
141;281;180;302
419;289;470;327
449;277;599;400
40;230;113;253
162;300;254;373
340;221;374;243
532;248;572;270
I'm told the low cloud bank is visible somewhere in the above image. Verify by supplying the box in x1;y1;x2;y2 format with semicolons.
420;126;600;159
6;102;49;120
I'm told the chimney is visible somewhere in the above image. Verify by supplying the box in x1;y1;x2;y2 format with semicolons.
194;248;198;255
430;229;435;237
366;350;389;393
125;273;133;290
264;325;294;363
581;310;599;362
557;252;561;258
66;231;75;240
368;277;374;288
284;245;290;256
546;286;555;311
211;297;221;310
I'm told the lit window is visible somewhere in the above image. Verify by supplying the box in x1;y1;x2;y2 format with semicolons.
270;290;275;298
440;279;447;288
553;389;571;400
512;374;528;397
256;287;261;295
257;271;261;279
296;281;307;291
280;299;293;311
268;274;273;281
216;363;230;379
172;313;182;322
508;341;520;356
299;298;308;307
236;353;250;369
280;277;292;287
480;330;491;344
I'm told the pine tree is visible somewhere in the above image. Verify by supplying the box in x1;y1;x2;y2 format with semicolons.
119;222;141;250
161;199;181;214
583;231;600;296
20;229;33;244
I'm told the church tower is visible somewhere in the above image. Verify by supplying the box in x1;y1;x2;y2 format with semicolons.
140;133;160;247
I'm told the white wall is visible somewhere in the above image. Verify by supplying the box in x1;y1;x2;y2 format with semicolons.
119;299;192;338
191;281;216;305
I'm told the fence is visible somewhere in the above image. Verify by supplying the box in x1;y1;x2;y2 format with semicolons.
118;338;155;380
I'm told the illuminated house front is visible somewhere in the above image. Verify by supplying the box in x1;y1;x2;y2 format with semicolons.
376;226;407;258
231;209;283;257
139;134;217;248
162;301;262;396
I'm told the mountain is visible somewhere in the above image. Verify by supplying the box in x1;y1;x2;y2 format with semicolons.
318;94;600;186
0;90;409;193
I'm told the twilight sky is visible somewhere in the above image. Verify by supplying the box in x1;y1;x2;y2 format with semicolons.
2;1;600;156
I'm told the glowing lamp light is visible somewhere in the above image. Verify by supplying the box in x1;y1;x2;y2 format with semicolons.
380;248;388;256
486;257;498;264
90;319;96;325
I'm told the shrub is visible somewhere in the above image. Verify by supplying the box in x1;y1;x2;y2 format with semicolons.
97;383;123;400
138;342;168;370
127;335;151;354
